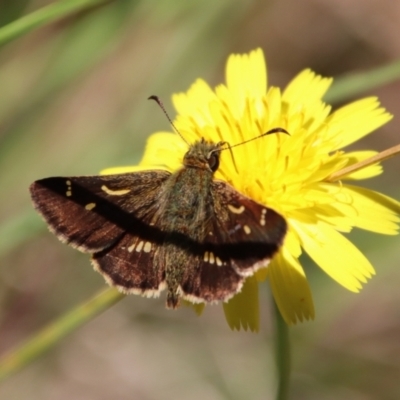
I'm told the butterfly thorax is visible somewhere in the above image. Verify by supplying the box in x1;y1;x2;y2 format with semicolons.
157;140;223;242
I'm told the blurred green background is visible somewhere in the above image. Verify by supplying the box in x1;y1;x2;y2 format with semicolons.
0;0;399;399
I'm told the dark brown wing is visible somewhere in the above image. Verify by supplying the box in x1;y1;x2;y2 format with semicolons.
30;171;171;297
92;232;166;296
178;253;244;304
207;180;287;275
177;180;287;303
30;170;170;252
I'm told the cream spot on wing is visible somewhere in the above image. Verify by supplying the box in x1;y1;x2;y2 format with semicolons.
216;257;222;266
228;204;245;214
143;242;152;253
66;180;72;196
243;225;251;235
135;241;144;252
85;202;96;210
204;251;209;262
260;208;267;226
101;185;131;196
128;242;136;252
209;252;215;264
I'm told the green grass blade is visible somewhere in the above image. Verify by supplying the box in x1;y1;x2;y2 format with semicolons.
0;287;125;381
0;0;112;46
326;59;400;103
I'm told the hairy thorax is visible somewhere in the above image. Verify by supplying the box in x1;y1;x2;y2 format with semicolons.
158;166;214;242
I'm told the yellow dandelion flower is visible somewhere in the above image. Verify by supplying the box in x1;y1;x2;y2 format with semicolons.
104;49;399;330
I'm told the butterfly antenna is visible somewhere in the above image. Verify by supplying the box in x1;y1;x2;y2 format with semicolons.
215;127;289;174
148;95;188;145
224;127;290;151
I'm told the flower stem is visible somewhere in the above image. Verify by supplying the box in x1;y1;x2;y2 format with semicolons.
273;301;291;400
0;287;124;382
327;143;400;182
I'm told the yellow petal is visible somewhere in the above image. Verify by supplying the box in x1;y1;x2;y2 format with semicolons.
325;97;393;149
282;69;333;108
341;185;400;234
264;86;282;127
294;220;375;292
308;183;400;234
223;275;260;332
172;79;216;123
226;48;267;102
283;227;302;258
336;151;383;180
268;248;315;325
139;132;185;171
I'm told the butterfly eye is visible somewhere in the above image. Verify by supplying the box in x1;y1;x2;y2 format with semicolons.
208;152;220;171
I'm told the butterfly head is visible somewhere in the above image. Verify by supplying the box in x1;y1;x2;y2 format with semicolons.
183;139;227;172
